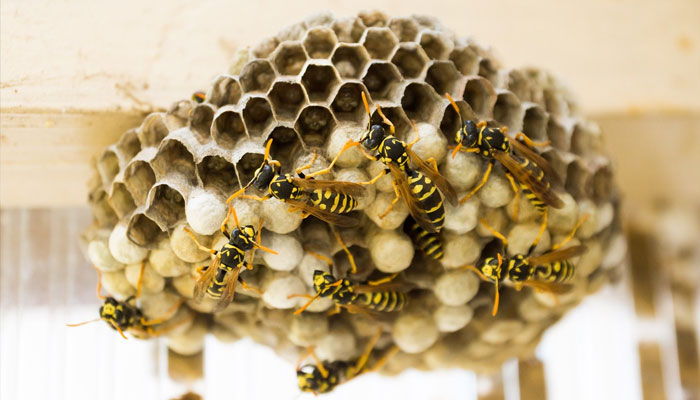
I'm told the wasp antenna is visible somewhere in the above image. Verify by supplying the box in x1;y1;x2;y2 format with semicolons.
293;292;321;315
375;104;395;135
264;137;274;161
445;93;464;126
450;142;463;159
361;91;372;118
479;218;508;245
113;322;129;340
66;318;101;327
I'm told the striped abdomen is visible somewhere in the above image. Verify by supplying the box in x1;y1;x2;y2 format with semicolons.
404;217;443;259
353;291;408;312
533;260;575;283
515;155;549;214
309;189;358;214
206;268;229;298
407;169;446;231
522;185;547;214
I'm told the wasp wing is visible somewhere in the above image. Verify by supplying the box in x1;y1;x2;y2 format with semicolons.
521;280;573;294
493;150;565;209
193;256;221;303
291;177;368;197
527;245;587;266
214;266;241;313
509;137;561;186
285;198;360;227
405;147;458;206
354;282;413;293
387;163;438;233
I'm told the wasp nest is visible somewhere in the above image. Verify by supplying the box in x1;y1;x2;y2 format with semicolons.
84;11;624;372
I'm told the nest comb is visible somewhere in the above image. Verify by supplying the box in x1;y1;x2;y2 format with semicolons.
83;10;625;373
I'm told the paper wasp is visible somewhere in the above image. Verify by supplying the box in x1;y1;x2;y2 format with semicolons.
404;216;443;260
191;91;206;103
296;328;399;395
183;204;277;312
67;264;189;339
226;138;367;227
307;92;457;233
463;215;589;315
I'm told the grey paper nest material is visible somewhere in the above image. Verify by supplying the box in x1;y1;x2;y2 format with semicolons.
84;11;625;372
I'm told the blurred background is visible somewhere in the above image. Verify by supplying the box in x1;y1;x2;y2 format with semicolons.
1;1;698;399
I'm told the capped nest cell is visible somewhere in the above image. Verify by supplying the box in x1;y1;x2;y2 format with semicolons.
83;11;625;377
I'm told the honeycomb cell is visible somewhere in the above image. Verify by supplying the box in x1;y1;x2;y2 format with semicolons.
197;155;237;195
439;99;476;143
388;17;419;42
358;10;388;28
302;27;337;59
419;31;453;60
212;106;246;148
505;70;531;102
271;42;308;76
266;125;302;159
127;212;164;247
239;60;276;93
209;75;243;107
276;21;307;42
189;103;215;140
478;58;498;83
521;104;549;141
493;90;523;130
301;63;341;102
331;82;368;122
90;189;118;227
391;44;429;79
97;150;120;186
123;160;156;205
361;27;399;60
425;61;463;97
294;106;337;144
116;129;141;162
593;166;613;202
400;82;442;123
235;151;265;189
268;81;307;121
362;61;402;101
547;118;569;151
462;77;497;120
543;89;567;116
151;140;196;183
165;100;193;131
450;46;480;75
331;17;366;43
139;113;169;148
146;184;187;230
252;36;279;58
570;123;592;156
331;44;370;79
565;160;592;199
242;97;275;137
109;182;137;219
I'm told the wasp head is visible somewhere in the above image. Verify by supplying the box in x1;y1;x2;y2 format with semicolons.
251;161;277;191
297;364;340;394
99;297;132;330
456;120;479;149
360;124;386;151
312;270;340;297
479;257;502;283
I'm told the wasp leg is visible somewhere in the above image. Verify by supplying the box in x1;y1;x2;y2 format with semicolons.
461;264;491;282
295;152;318;176
135;261;146;299
238;276;262;295
220;203;241;237
237;194;271;202
528;208;549;253
359;169;388;186
366;273;399;286
92;265;107;300
183;227;218;255
460;160;493;204
144;310;196;337
425;157;440;173
504;173;520;221
303;141;360;178
332;228;357;274
141;298;186;326
476;121;488;130
304;247;334;268
514;132;550;148
349;328;382;378
379;180;402;219
366;346;399;373
308;347;330;379
551;214;590;250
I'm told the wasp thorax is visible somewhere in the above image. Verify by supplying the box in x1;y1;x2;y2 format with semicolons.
361;125;386;151
252;163;276;191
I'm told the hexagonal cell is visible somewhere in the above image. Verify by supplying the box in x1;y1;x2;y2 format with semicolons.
116;129;141;162
493;91;523;130
97;150;120;185
301;63;341;102
478;58;499;83
362;62;402;101
276;21;306;42
358;10;388;28
146;184;186;230
127;212;164;248
391;43;429;79
331;82;369;123
361;27;398;60
400;82;442;123
235;152;266;188
521;104;549;141
331;17;366;43
505;70;531;102
331;44;370;79
165;100;192;131
239;60;276;93
197;155;237;195
271;42;308;76
295;106;337;145
570;123;593;156
413;15;440;30
543;89;568;117
450;46;479;75
212;107;247;149
371;106;411;140
242;97;275;137
547;118;569;151
151;140;196;183
252;36;279;58
189;103;215;140
209;75;243;107
388;17;420;42
540;148;569;183
439;100;476;143
123;160;156;206
139;113;169;147
303;27;337;59
268;81;307;121
266;125;303;160
426;61;463;97
565;160;592;200
593;165;613;202
419;31;453;60
90;189;118;228
109;182;137;219
462;77;497;120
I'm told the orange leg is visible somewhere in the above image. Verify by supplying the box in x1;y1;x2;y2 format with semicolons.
515;132;550;147
379;180;402;218
332;228;357;274
141;298;186;326
460;160;493;204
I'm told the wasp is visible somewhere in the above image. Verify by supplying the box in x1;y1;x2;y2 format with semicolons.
463;215;589;315
67;264;189;339
404;216;444;260
226;138;367;228
288;242;409;316
183;204;277;312
191;91;206;103
296;328;399;395
446;93;563;247
308;92;457;233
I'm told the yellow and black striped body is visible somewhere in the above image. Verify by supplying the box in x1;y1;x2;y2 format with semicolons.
297;361;346;394
205;268;229;299
515;154;549;213
354;291;408;312
407;169;446;231
476;254;534;285
201;226;255;299
377;136;410;170
99;297;140;332
473;126;511;157
311;271;408;312
269;174;305;202
309;189;358;213
533;260;575;283
404;217;444;259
